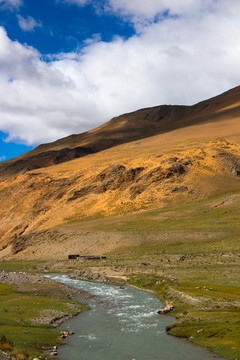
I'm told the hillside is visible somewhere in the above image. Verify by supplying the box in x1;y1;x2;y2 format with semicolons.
1;85;240;180
1;85;240;258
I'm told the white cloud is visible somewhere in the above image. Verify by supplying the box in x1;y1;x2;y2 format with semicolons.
0;0;22;10
17;15;42;32
56;0;90;6
0;155;6;162
105;0;205;18
0;0;240;146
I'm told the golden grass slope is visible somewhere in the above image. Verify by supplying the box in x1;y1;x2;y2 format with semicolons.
1;86;240;258
1;136;240;258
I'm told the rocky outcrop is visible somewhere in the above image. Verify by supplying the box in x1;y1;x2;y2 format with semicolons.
31;308;80;327
68;161;187;201
214;149;240;176
157;303;174;314
68;165;145;201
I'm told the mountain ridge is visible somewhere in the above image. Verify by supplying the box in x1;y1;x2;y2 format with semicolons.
1;85;240;179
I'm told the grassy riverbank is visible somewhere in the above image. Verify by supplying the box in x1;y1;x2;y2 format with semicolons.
0;269;88;359
95;194;240;359
0;258;239;360
126;274;240;360
40;192;239;360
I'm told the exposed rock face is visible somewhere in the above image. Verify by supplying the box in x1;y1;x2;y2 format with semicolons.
68;165;145;201
142;163;185;182
67;162;187;202
214;149;240;176
171;186;188;193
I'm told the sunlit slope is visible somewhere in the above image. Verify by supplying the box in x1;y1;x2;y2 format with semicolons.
1;86;240;257
1;131;240;256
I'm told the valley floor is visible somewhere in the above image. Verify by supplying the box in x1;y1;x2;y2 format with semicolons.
0;192;240;360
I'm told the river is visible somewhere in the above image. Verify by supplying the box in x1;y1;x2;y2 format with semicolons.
48;274;223;360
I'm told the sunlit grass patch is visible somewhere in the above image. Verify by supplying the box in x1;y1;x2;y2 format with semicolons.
0;260;46;273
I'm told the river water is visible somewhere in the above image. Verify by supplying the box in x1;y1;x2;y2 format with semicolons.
48;274;223;360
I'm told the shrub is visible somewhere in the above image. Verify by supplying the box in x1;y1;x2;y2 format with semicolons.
0;335;13;351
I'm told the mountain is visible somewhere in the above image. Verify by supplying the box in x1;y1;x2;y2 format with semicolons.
1;85;240;180
1;85;240;258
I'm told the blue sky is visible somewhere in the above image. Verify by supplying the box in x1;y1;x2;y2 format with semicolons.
1;0;135;54
0;0;135;160
0;0;240;162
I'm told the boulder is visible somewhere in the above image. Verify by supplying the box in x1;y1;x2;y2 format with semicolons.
157;304;174;314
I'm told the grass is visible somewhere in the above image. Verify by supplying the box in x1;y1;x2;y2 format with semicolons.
81;190;240;234
126;274;240;360
0;280;87;359
91;206;240;233
0;260;46;273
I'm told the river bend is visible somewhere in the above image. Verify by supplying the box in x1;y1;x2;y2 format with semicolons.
48;274;223;360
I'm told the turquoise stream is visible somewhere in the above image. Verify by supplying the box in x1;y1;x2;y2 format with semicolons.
48;274;223;360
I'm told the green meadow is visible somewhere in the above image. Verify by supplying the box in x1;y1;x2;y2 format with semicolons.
0;277;87;359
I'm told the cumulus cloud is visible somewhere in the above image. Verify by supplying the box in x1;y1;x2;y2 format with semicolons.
17;15;42;32
0;0;22;10
0;155;6;162
1;0;240;146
